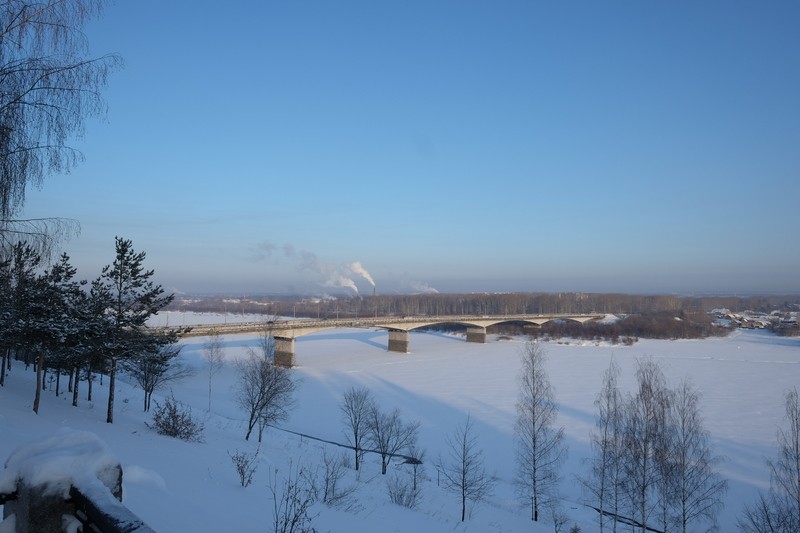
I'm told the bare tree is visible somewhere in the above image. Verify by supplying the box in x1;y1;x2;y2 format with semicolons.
319;449;357;508
437;415;494;521
0;1;121;251
770;387;800;527
367;406;420;475
203;328;224;411
514;341;566;522
621;358;672;533
740;387;800;532
583;357;624;533
122;340;193;412
340;386;375;471
669;379;727;533
270;463;318;533
0;218;80;260
388;443;426;509
235;333;296;442
229;447;259;488
740;492;797;533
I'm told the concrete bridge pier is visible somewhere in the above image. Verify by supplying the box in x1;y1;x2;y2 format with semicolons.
387;329;410;353
274;336;296;368
466;326;487;343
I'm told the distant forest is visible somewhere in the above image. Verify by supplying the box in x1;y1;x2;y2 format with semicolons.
167;292;800;342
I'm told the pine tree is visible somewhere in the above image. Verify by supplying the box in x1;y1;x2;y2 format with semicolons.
97;237;173;423
29;253;84;413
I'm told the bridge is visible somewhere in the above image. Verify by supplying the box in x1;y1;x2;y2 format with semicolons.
179;313;606;367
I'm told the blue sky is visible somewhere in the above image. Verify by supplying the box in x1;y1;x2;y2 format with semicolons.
21;1;800;296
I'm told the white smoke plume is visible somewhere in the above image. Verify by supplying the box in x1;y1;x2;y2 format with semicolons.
325;274;358;293
348;261;375;287
255;241;365;294
409;281;439;294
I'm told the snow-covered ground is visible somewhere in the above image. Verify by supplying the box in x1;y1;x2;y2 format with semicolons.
1;315;798;532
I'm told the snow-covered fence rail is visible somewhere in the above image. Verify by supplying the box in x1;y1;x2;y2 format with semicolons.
67;485;154;533
0;430;155;533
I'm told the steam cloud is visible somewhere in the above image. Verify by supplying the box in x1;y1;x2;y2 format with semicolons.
409;281;439;294
348;261;375;287
255;241;375;294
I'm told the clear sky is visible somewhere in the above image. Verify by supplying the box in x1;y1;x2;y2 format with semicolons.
20;1;800;296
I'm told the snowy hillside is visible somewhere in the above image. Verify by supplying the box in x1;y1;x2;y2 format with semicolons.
1;318;798;532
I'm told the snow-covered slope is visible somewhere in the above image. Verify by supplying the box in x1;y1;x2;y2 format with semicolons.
1;322;797;532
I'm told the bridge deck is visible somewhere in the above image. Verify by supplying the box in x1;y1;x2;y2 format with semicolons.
175;313;605;338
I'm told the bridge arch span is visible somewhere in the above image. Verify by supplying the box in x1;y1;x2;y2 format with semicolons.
176;313;605;367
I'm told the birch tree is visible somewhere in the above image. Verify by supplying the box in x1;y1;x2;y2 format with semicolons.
340;386;375;471
621;358;672;533
235;332;295;442
584;357;624;532
514;341;566;522
204;327;224;411
437;415;494;522
740;387;800;532
1;0;120;254
367;406;419;475
669;379;727;533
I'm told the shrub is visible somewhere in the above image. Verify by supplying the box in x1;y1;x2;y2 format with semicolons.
270;463;318;533
148;393;204;442
229;448;259;487
387;472;420;509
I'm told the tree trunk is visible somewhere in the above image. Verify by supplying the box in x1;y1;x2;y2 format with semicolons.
245;409;259;441
72;367;79;407
208;375;212;411
33;351;44;414
106;357;116;424
0;348;6;386
56;370;61;397
144;387;154;412
87;361;93;401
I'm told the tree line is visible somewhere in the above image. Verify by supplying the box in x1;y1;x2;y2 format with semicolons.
0;237;181;423
171;292;798;334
